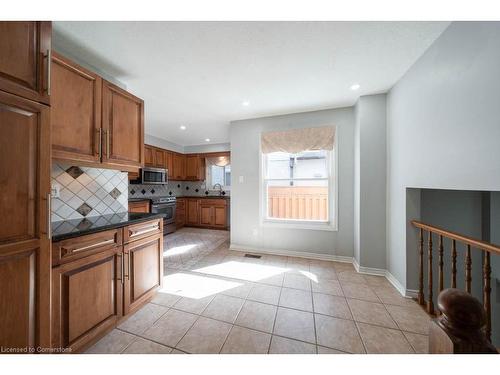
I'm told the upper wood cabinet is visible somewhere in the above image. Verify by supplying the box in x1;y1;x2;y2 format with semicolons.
165;151;174;179
50;53;144;172
185;154;205;181
51;52;102;164
172;153;186;180
102;80;144;170
0;89;51;350
144;145;155;167
0;21;51;104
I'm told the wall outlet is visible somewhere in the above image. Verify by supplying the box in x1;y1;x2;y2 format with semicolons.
51;183;60;198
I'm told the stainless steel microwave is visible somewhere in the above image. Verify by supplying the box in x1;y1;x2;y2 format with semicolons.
137;167;168;185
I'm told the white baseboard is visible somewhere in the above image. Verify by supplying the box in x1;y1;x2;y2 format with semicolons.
229;243;353;263
229;243;415;299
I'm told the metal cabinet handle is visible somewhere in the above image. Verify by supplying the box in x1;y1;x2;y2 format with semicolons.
47;193;51;240
106;130;110;159
97;128;102;158
125;252;130;280
44;49;52;95
71;238;115;253
129;224;159;238
117;253;124;284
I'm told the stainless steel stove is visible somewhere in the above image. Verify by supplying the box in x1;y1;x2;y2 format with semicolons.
150;196;176;234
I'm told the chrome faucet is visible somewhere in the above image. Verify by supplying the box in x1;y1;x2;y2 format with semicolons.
212;183;223;196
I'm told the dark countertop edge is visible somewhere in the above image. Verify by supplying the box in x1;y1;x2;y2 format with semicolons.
52;213;165;242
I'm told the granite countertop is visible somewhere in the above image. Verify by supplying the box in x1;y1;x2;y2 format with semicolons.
51;212;165;242
128;196;230;201
176;195;230;200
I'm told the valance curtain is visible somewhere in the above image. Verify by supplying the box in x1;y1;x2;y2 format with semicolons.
206;155;230;167
261;126;335;154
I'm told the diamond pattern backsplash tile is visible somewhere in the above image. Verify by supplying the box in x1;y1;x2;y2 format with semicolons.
51;163;128;222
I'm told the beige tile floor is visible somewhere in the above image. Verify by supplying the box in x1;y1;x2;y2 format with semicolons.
86;227;431;354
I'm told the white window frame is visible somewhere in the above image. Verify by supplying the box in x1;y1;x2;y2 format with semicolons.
206;163;231;191
259;133;338;232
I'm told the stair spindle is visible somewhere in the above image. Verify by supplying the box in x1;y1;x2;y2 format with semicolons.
482;252;491;341
465;245;472;293
418;228;425;305
427;232;434;314
438;235;444;293
451;239;457;288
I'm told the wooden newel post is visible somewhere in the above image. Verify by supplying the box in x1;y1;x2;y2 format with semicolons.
428;288;497;353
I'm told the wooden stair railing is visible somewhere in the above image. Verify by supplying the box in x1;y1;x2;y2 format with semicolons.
411;220;499;342
429;289;497;353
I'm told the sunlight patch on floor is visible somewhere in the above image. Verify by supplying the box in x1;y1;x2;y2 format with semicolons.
193;260;288;282
164;244;197;257
299;270;318;283
157;272;242;299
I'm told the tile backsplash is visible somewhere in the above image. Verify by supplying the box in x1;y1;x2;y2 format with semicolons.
51;163;128;222
129;180;230;198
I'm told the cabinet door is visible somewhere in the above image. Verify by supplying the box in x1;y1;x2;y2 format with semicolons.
102;80;144;171
214;206;227;228
129;200;150;213
186;199;200;225
144;145;155;167
154;148;165;168
185;155;199;180
199;204;213;226
52;248;123;352
172;153;186;180
165;151;174;179
123;234;163;315
0;91;51;350
51;52;102;164
0;21;51;104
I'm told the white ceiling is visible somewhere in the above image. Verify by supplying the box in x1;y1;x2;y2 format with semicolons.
53;21;449;146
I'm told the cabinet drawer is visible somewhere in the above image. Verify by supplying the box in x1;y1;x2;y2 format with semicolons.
124;219;162;243
129;200;150;213
176;199;185;210
201;199;227;206
52;229;122;266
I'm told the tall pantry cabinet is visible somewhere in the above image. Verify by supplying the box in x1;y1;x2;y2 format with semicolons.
0;21;53;351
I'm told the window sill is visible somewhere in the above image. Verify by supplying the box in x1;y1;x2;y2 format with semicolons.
261;219;337;232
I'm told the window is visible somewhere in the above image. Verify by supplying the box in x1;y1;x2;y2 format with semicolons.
208;164;231;188
263;149;335;228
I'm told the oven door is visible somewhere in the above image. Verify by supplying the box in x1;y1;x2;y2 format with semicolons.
141;167;167;185
151;203;176;227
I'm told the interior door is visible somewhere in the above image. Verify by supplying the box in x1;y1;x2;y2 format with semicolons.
51;248;123;352
102;80;144;171
123;234;163;314
0;21;51;104
0;90;51;350
50;52;102;164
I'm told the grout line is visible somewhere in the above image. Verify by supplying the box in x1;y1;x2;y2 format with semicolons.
267;274;284;354
339;280;368;354
310;279;318;353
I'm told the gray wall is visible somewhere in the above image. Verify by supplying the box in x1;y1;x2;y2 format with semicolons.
230;107;354;257
184;143;231;153
386;22;500;288
145;134;184;154
354;94;387;269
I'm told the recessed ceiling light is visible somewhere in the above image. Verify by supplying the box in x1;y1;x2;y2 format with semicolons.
205;138;210;142
242;100;250;106
350;83;360;91
180;125;186;130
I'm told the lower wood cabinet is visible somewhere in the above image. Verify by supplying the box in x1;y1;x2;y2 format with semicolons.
128;200;150;213
183;198;228;230
123;234;163;315
51;219;163;353
51;247;123;353
176;198;186;229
